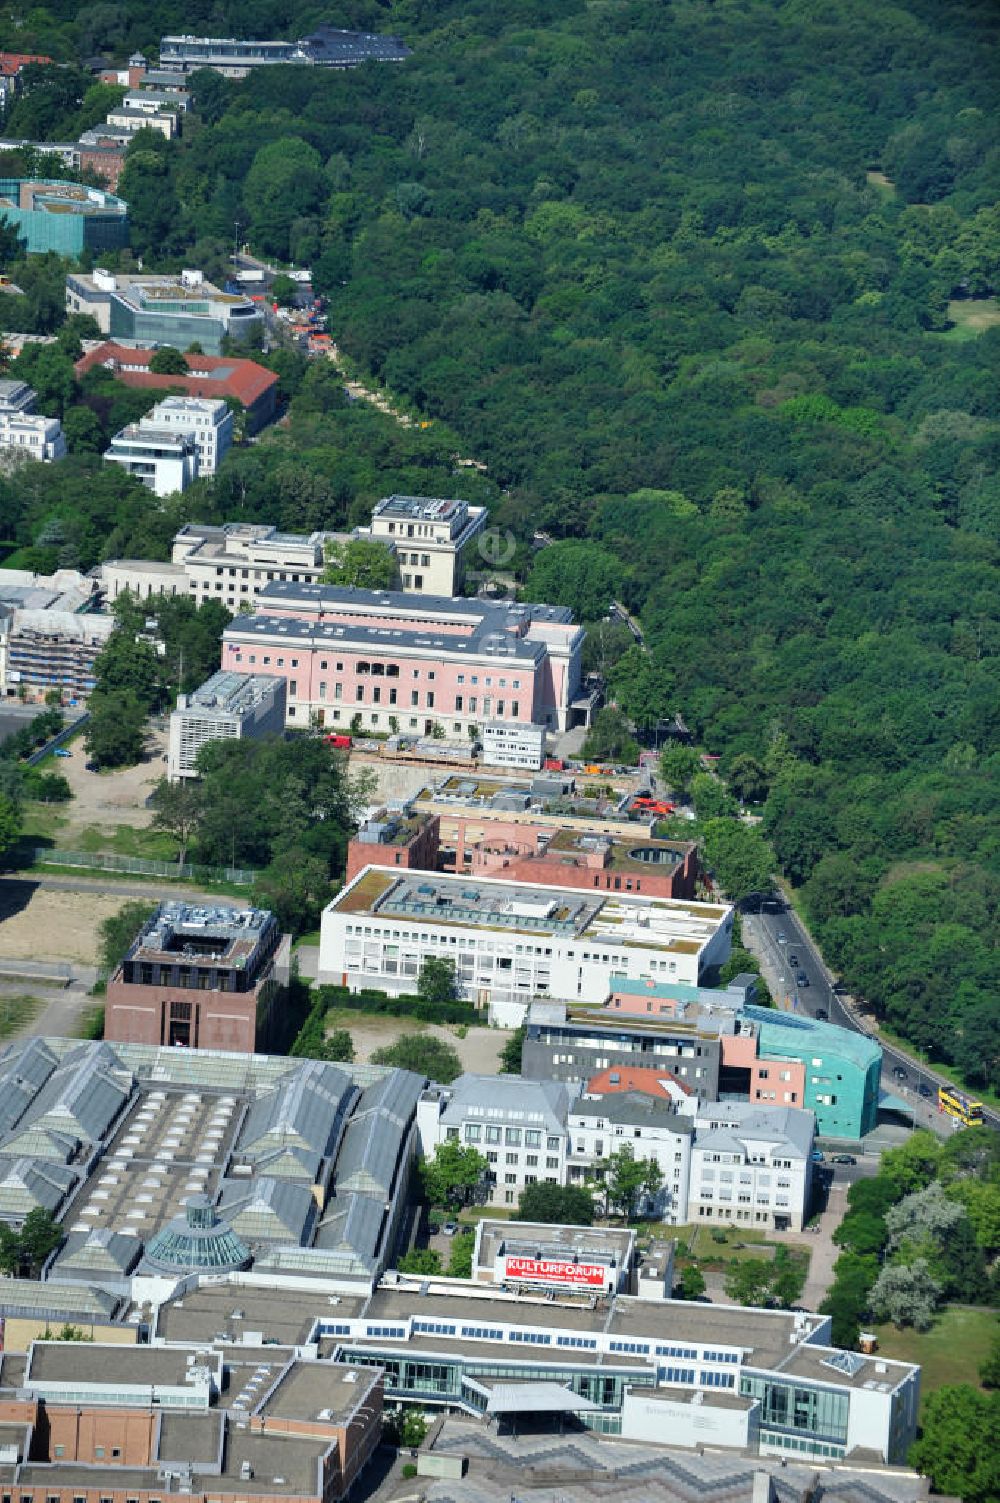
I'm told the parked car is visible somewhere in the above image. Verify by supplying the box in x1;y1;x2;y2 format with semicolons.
788;953;799;967
53;748;71;757
810;1150;825;1163
796;971;810;987
832;1154;857;1165
918;1083;933;1099
892;1065;908;1081
442;1221;459;1237
427;1221;440;1236
776;930;787;945
815;1009;828;1021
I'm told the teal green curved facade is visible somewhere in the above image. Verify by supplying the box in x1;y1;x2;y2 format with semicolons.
746;1005;882;1138
0;178;128;256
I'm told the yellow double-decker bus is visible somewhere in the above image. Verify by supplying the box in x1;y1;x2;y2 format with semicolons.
938;1085;984;1127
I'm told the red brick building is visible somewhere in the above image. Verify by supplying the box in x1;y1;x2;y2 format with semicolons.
104;900;290;1054
74;342;280;433
347;806;698;900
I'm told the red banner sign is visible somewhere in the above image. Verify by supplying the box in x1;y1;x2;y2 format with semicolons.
505;1256;607;1288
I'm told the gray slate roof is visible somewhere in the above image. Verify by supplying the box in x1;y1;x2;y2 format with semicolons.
440;1074;571;1134
570;1092;694;1134
694;1102;814;1159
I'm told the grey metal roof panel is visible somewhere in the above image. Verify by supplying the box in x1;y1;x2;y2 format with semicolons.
15;1042;131;1146
49;1227;142;1278
353;1071;423;1127
0;1156;77;1217
218;1176;316;1244
333;1111;404;1199
313;1192;383;1269
238;1059;355;1159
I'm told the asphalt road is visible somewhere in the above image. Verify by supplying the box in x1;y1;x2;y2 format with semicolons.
746;897;999;1135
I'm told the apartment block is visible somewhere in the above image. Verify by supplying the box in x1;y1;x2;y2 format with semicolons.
688;1101;814;1232
104;901;290;1053
143;394;233;474
0;377;65;461
418;1074;574;1210
104;416;199;496
223;583;587;735
2;608;113;700
566;1090;694;1223
167;670;286;780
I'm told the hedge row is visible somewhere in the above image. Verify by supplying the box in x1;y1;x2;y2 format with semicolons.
314;984;478;1026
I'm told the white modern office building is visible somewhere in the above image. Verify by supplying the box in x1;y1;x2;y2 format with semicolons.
320;868;733;1019
145;395;233;475
167;670;286;780
104;419;199;497
688;1100;815;1232
418;1074;575;1210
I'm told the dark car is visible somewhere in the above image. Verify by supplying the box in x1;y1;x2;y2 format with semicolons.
918;1083;933;1099
789;954;799;967
815;1009;828;1021
832;1154;857;1165
892;1065;908;1081
796;971;810;987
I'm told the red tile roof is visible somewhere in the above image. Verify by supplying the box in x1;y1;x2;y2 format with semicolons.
585;1065;694;1099
74;341;279;410
0;53;52;76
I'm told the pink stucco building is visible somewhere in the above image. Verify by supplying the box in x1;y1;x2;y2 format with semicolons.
221;582;586;736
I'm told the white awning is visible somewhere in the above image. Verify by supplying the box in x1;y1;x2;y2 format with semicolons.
485;1382;600;1416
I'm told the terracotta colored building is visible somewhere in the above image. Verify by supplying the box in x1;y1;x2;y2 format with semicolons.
346;805;698;900
73;342;280;433
104;900;290;1054
586;1063;694;1103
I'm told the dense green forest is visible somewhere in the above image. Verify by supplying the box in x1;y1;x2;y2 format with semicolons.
0;0;997;1090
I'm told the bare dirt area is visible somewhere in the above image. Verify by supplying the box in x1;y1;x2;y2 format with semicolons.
0;883;127;965
53;728;167;835
325;1008;511;1073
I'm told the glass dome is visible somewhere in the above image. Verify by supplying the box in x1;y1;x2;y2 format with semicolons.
145;1194;251;1273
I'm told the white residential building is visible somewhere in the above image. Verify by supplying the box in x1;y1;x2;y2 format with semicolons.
689;1101;815;1232
146;395;233;475
566;1091;694;1224
104;420;199;497
417;1073;574;1211
167;670;286;781
0;379;66;462
480;720;546;771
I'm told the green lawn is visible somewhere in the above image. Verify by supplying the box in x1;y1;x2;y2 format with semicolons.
874;1306;996;1402
71;824;180;861
0;994;41;1040
937;298;1000;342
681;1224;774;1263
